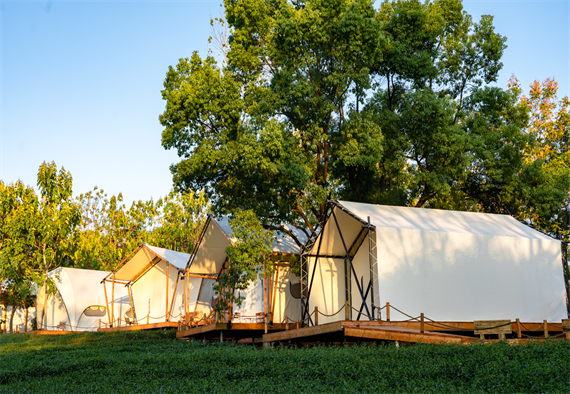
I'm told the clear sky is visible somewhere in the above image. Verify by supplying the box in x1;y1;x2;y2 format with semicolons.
1;0;569;206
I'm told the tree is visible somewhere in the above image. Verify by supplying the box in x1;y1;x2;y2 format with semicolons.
214;210;274;320
160;0;566;255
161;0;383;243
147;190;210;253
0;180;38;333
519;77;569;241
74;188;209;271
32;161;81;329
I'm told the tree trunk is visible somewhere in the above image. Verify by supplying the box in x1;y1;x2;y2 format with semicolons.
9;306;16;334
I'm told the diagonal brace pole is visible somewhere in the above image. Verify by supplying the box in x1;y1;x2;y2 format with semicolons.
332;209;372;319
301;204;329;325
357;280;371;321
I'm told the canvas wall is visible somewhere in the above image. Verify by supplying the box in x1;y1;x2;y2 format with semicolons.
376;227;567;322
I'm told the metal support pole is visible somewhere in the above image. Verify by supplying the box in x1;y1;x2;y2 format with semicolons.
302;214;327;325
111;274;115;327
366;216;377;319
332;209;371;318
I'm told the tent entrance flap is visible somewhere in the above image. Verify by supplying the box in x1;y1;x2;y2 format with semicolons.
187;218;231;276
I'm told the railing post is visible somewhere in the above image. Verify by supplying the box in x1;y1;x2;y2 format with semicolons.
286;315;289;330
315;306;318;325
516;318;521;338
296;320;299;329
386;302;390;322
264;313;268;334
99;319;101;329
345;300;349;321
420;313;424;333
543;320;548;338
147;314;149;324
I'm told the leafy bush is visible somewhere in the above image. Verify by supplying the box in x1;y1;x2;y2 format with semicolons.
1;331;568;393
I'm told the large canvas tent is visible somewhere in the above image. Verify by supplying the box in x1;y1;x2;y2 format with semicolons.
36;267;128;331
103;244;192;326
184;216;307;324
304;200;567;324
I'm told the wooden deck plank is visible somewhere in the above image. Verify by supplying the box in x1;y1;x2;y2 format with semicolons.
97;321;178;332
344;327;476;344
176;322;294;339
342;320;564;332
262;321;343;343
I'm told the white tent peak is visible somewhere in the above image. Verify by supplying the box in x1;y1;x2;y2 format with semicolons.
144;245;192;270
336;200;557;241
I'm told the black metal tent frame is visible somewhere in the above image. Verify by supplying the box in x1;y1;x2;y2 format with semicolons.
300;200;379;325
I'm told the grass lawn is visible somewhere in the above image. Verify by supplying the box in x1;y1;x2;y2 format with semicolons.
1;330;569;393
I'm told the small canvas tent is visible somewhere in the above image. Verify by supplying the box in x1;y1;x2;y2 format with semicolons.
184;216;307;324
103;245;192;326
36;267;128;331
304;200;567;324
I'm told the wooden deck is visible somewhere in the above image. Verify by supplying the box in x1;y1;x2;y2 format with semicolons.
176;318;568;344
176;322;293;341
261;320;516;345
97;321;179;332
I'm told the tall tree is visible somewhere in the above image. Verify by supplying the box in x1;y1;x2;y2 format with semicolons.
32;162;81;329
160;0;566;246
161;0;383;243
519;77;569;241
0;180;38;333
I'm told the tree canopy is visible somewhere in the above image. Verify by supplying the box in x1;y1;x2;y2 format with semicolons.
160;0;568;247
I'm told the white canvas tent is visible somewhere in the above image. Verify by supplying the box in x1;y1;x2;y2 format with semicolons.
103;244;192;326
305;200;567;324
36;267;128;331
184;216;307;324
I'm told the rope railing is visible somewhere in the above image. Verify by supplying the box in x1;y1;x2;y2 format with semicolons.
295;301;568;341
519;321;544;332
318;303;346;318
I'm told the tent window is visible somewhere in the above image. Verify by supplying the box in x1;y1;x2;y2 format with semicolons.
83;306;106;317
290;283;301;299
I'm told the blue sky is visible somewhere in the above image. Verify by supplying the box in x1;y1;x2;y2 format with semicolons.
1;0;569;205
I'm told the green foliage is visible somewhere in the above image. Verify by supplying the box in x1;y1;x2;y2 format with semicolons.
161;0;383;238
215;210;274;314
1;331;569;393
74;188;209;271
161;0;567;247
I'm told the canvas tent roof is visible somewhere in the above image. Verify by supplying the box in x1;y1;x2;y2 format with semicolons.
106;244;192;282
186;215;308;276
310;200;558;257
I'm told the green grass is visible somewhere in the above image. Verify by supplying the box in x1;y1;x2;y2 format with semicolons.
1;330;569;393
